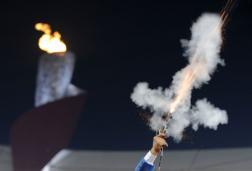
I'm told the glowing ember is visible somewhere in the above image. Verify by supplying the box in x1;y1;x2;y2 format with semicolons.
35;23;67;54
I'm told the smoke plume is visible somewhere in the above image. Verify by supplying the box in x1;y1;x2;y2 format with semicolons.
131;13;228;141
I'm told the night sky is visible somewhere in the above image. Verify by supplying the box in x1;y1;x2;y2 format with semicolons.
1;0;252;150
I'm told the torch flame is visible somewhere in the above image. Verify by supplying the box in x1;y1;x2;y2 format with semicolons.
169;63;203;113
35;23;67;54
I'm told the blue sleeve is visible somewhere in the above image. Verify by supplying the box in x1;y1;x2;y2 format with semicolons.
135;158;155;171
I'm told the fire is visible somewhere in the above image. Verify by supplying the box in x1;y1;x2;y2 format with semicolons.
35;23;67;54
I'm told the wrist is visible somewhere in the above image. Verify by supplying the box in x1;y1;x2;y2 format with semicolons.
150;147;160;156
144;151;157;165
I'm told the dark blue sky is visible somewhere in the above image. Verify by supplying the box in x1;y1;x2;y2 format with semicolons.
1;0;252;150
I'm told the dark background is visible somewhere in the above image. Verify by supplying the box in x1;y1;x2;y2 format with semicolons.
0;0;251;150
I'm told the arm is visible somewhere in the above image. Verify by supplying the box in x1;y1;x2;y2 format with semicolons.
135;133;168;171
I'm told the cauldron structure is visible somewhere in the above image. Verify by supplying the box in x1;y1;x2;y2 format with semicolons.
10;93;87;171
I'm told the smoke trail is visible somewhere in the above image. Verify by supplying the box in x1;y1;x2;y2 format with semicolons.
131;13;228;141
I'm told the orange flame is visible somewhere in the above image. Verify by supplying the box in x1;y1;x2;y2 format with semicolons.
169;63;203;113
35;23;67;54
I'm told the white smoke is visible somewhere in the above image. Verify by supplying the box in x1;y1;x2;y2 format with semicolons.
131;13;228;141
35;52;83;107
181;13;225;86
131;82;171;112
190;99;228;131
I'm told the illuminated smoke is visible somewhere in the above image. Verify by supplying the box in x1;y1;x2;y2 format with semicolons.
35;23;82;107
35;52;83;107
131;13;228;141
190;99;228;131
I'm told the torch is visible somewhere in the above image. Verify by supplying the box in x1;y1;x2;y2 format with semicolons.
34;23;81;107
10;23;86;171
156;104;175;170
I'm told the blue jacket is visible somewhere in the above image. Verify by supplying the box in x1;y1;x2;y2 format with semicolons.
135;158;155;171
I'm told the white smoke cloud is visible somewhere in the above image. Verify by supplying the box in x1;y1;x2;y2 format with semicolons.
190;98;228;131
181;13;224;86
131;82;171;112
131;13;228;141
35;52;82;107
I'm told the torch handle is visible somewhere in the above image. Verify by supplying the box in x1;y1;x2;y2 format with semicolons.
157;125;168;171
157;146;164;171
